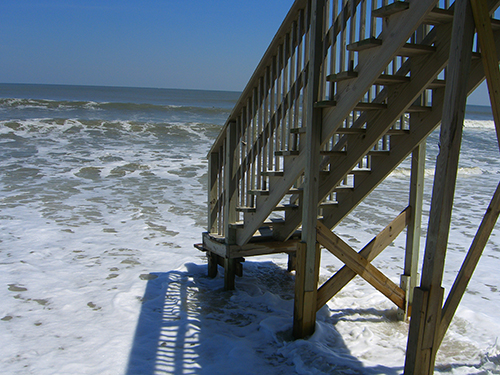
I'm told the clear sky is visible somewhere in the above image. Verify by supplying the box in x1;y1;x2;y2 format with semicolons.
0;0;492;105
0;0;294;92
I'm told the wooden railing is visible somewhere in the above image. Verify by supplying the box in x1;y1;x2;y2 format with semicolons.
207;0;456;241
208;0;312;238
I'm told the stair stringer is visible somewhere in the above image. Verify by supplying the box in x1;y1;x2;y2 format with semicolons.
323;28;500;229
320;0;440;145
273;21;454;241
235;151;305;246
235;0;440;246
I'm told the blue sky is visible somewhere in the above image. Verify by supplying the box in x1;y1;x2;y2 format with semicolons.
0;0;491;104
0;0;293;91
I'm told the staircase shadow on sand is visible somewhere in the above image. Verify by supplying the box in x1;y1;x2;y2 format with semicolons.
125;261;402;375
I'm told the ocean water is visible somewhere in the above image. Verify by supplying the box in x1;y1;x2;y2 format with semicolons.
0;83;499;374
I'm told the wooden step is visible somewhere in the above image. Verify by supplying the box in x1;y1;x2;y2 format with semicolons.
236;202;300;215
372;1;409;18
327;71;411;86
375;74;411;86
347;38;436;56
334;185;354;191
385;129;410;135
320;200;339;208
248;189;269;196
423;7;454;25
317;100;431;114
275;150;300;156
236;206;256;213
347;37;382;51
406;105;432;113
350;168;371;175
320;150;347;156
367;150;390;157
249;187;303;196
229;218;285;229
290;127;306;134
335;127;367;134
315;100;387;111
427;79;446;89
261;171;284;177
275;204;299;211
326;71;358;82
399;43;436;57
372;2;455;26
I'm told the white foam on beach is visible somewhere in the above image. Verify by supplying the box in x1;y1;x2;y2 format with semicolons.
0;115;499;374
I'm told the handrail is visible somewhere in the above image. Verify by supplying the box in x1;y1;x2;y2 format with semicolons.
209;0;309;155
207;0;459;240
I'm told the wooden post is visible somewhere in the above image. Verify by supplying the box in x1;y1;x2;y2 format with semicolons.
439;181;500;345
224;121;238;290
293;242;320;338
404;0;475;373
437;0;500;344
470;0;500;147
399;142;426;320
208;152;219;234
207;251;218;278
293;0;325;339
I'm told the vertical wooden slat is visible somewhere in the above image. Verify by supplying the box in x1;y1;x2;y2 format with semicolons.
208;152;219;234
400;142;426;320
282;38;289;153
349;0;357;71
330;0;338;99
270;55;277;168
263;67;270;183
218;145;224;235
250;91;257;194
470;0;500;147
294;0;325;339
224;121;238;244
405;0;475;372
340;0;348;72
370;0;377;38
257;79;263;191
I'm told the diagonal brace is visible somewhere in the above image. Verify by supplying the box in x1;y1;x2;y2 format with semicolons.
316;221;406;310
316;207;410;310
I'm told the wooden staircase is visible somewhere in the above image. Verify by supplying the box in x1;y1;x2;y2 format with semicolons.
203;0;497;248
197;0;500;370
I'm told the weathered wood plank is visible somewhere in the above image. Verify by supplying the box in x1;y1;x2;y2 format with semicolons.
439;181;500;346
400;143;426;319
470;0;500;147
224;122;238;244
208;152;219;234
317;207;410;309
316;221;405;309
321;0;439;144
405;0;475;372
293;0;325;339
293;242;320;338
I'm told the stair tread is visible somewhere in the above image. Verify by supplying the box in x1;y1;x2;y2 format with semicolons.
347;38;436;56
372;1;409;18
315;100;387;110
236;206;256;213
249;188;303;196
427;79;446;89
290;127;306;134
262;171;284;177
229;218;286;229
423;7;454;25
327;71;411;86
320;150;347;156
368;150;390;156
275;150;300;156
